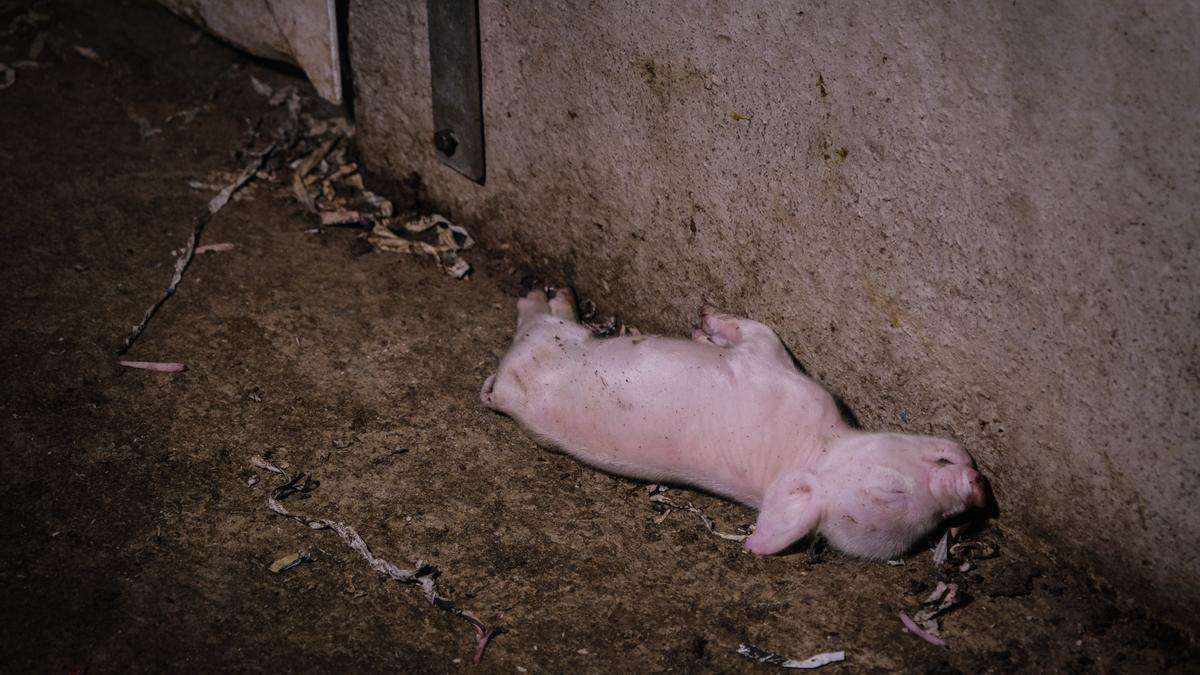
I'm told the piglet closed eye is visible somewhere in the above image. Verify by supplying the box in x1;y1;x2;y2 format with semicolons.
482;289;988;559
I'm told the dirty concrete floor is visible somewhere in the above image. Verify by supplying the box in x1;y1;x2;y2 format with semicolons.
0;1;1194;672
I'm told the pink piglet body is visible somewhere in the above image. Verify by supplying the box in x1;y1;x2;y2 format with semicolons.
481;289;987;559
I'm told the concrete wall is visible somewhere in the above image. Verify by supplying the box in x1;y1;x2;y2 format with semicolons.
348;1;1200;628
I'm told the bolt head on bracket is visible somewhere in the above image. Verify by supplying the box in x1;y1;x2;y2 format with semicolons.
434;128;459;157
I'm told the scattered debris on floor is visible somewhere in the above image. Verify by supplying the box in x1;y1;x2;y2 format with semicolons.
243;75;477;279
249;454;498;664
195;242;235;254
117;145;271;355
578;297;622;337
248;73;273;98
905;580;964;644
892;527;988;649
736;643;845;669
368;214;475;279
72;44;105;66
117;360;186;373
948;539;998;560
898;610;946;648
208;146;272;214
647;486;749;542
118;62;484;357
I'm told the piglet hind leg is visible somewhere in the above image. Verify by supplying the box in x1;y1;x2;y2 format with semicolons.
744;471;823;555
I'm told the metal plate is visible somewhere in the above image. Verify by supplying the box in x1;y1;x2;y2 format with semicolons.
427;0;485;183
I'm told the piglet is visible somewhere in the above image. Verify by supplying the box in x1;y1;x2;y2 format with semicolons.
481;288;988;559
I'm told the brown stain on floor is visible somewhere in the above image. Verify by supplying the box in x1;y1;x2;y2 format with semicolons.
864;279;905;329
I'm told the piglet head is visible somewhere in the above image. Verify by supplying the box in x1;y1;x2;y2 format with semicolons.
818;434;988;560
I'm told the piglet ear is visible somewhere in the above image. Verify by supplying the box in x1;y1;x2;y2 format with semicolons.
744;471;822;555
921;442;972;467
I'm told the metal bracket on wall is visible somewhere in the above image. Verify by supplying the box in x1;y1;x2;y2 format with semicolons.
427;0;485;183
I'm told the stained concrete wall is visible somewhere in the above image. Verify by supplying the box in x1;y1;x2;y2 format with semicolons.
348;1;1200;628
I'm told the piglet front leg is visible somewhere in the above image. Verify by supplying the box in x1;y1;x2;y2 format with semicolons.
744;471;823;555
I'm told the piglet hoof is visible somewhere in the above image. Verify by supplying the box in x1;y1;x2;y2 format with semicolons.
743;537;774;556
699;308;739;348
516;289;550;326
549;287;579;322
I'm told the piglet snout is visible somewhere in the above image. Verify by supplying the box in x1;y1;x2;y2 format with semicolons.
960;468;988;509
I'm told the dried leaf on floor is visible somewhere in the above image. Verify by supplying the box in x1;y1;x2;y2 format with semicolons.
913;581;963;624
248;74;272;98
898;579;966;646
649;493;748;542
292;173;315;212
444;258;471;280
368;215;476;279
899;610;947;648
269;85;299;114
320;209;366;227
117;360;186;372
295;136;338;181
195;242;235;253
269;551;313;574
250;462;499;664
73;45;105;66
209;145;272;214
933;529;950;566
249;455;286;475
118;146;272;355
